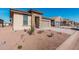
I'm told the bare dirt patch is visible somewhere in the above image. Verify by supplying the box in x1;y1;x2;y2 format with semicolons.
0;27;70;50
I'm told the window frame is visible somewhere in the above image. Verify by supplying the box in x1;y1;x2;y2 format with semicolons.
23;14;28;26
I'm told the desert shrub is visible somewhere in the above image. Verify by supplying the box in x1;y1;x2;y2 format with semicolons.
27;26;35;35
3;41;6;44
37;30;44;34
17;45;22;49
22;40;24;42
47;33;54;37
2;41;6;45
24;29;27;32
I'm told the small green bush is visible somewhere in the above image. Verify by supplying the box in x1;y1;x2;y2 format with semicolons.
28;26;35;35
24;29;27;32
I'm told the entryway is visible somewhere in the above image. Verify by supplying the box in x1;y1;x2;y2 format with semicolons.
35;16;40;28
51;20;55;26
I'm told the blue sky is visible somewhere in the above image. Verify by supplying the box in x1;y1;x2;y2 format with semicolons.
0;8;10;23
0;8;79;23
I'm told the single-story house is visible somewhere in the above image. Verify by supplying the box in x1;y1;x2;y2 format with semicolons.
4;22;10;27
10;9;79;30
61;19;76;27
51;16;63;27
74;22;79;27
61;19;70;26
10;9;51;30
51;17;77;28
0;19;4;27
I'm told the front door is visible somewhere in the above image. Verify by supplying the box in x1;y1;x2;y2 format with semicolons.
35;16;40;28
51;20;55;26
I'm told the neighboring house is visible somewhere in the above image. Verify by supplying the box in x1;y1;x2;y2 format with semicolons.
68;20;75;27
61;19;70;26
51;16;63;27
51;17;78;28
41;17;51;29
4;22;9;27
10;9;51;30
62;19;76;27
74;22;79;27
0;19;4;27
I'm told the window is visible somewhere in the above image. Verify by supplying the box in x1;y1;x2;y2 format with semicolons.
23;15;28;26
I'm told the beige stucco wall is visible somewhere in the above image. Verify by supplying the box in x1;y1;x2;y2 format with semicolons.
13;13;31;30
13;12;52;30
40;19;51;29
31;13;51;29
53;17;63;27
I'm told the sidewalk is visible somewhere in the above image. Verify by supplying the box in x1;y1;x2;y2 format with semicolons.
56;31;79;50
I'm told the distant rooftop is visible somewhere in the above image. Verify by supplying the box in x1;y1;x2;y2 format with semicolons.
42;17;52;20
